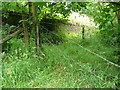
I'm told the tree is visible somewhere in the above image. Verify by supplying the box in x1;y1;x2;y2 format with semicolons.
22;14;29;48
31;2;41;52
112;3;120;64
117;10;120;64
2;2;87;52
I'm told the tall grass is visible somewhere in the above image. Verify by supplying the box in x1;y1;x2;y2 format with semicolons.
2;33;119;88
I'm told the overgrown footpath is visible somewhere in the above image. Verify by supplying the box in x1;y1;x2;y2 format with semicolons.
1;2;120;88
2;32;119;88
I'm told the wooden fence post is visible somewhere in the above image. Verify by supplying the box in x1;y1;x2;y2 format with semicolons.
82;25;85;39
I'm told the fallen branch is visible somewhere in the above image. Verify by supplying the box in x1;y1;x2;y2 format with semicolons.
0;28;23;44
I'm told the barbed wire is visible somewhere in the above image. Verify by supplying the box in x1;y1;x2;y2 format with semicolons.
41;25;120;68
41;26;119;81
44;34;105;81
45;36;119;84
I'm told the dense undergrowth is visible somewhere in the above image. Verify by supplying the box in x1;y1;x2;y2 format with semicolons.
2;32;119;88
1;2;120;88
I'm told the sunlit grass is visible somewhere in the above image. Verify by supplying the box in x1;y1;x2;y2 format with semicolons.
2;15;119;88
2;33;119;88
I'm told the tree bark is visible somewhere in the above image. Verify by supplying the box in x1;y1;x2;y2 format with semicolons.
117;10;120;65
31;2;41;52
28;2;32;34
28;2;32;16
22;14;29;48
0;28;23;44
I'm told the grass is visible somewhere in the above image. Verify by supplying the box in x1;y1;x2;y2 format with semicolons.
2;14;119;88
2;32;119;88
1;11;119;88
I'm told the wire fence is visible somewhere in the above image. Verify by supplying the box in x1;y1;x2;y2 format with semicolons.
41;25;120;68
40;21;96;35
2;20;120;87
45;35;106;81
40;25;120;85
2;20;120;68
41;26;120;86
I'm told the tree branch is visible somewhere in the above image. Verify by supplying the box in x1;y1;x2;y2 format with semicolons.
0;28;23;44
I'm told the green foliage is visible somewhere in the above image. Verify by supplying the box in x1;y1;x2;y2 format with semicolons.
81;2;119;46
2;2;119;88
35;2;46;8
2;33;119;88
2;2;28;13
2;24;17;53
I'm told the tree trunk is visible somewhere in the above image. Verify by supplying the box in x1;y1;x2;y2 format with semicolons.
0;13;2;52
28;2;32;34
31;2;41;52
117;10;120;65
22;14;29;48
28;2;32;16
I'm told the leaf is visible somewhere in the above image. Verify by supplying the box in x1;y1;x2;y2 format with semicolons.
35;2;46;8
19;19;27;23
103;8;110;12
